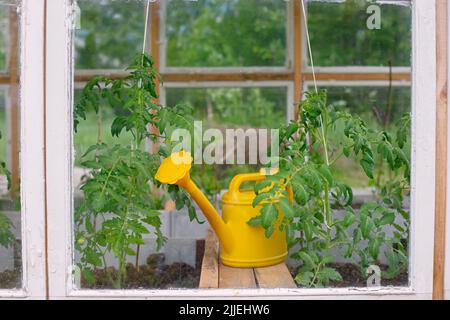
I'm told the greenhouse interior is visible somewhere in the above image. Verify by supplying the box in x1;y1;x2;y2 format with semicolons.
0;0;449;302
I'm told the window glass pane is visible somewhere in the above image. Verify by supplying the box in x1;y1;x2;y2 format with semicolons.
166;0;287;67
75;0;147;69
165;87;287;128
286;84;411;287
0;1;21;290
308;0;412;66
166;86;288;191
316;85;411;188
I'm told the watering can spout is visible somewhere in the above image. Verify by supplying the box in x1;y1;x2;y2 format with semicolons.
155;151;233;254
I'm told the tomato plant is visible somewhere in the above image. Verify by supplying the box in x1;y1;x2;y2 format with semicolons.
250;90;410;287
0;130;14;249
74;53;197;288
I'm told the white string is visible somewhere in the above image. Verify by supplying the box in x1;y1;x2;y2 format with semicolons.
300;0;329;165
300;0;317;94
138;1;151;90
142;1;150;55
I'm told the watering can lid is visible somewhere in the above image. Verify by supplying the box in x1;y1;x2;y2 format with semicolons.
155;151;193;184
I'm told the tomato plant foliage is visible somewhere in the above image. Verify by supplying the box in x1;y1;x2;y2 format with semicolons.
74;54;196;288
250;90;410;287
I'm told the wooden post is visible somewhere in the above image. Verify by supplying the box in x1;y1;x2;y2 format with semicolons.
433;0;448;301
293;0;303;120
8;7;19;198
150;0;160;99
149;1;161;154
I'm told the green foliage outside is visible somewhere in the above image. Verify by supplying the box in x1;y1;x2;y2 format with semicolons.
308;0;411;66
0;7;7;71
166;0;286;67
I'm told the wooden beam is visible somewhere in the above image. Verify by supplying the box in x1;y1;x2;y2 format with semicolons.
433;0;448;301
0;73;10;84
304;72;411;82
161;72;294;82
8;7;19;198
74;70;411;84
293;0;302;119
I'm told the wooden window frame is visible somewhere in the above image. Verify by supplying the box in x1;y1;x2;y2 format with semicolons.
38;0;439;299
0;0;47;299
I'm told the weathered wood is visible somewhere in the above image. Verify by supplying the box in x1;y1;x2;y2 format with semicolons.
219;262;257;289
73;70;411;84
199;229;219;289
304;72;411;82
254;263;297;288
293;0;303;119
433;0;448;301
201;229;295;289
8;8;19;198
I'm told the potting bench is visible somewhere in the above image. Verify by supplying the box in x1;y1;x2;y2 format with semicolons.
199;229;297;289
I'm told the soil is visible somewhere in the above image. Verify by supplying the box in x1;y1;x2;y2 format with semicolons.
0;269;21;289
1;253;408;290
81;253;201;289
290;263;408;288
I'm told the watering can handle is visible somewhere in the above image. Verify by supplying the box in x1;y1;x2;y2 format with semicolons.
229;172;295;203
229;173;266;194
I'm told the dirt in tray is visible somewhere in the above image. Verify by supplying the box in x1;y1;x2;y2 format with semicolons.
290;263;408;288
0;269;21;289
81;253;201;289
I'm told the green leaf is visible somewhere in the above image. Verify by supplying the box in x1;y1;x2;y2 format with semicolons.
278;197;294;219
85;249;102;267
343;209;355;228
368;237;381;260
318;164;333;186
261;204;278;229
295;271;314;287
247;215;262;227
111;116;128;137
255;180;273;193
82;268;96;284
378;211;395;226
293;182;308;206
319;267;343;282
361;213;374;239
298;251;316;268
265;225;274;238
252;192;270;207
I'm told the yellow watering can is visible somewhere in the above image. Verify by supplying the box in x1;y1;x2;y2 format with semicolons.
155;151;290;268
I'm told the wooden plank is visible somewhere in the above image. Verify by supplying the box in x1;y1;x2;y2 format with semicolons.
433;0;448;301
199;229;219;289
254;263;297;289
219;262;257;289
